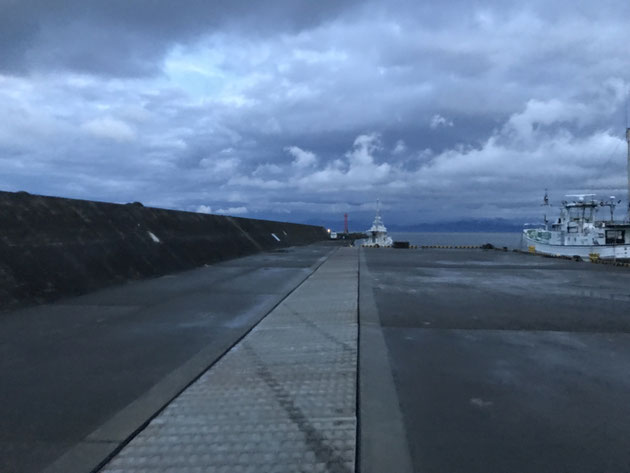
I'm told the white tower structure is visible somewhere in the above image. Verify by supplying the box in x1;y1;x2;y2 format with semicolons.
365;199;393;247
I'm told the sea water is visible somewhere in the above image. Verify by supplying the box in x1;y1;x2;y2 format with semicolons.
387;232;523;249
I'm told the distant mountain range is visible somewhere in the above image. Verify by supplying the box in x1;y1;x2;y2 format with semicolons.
303;217;529;233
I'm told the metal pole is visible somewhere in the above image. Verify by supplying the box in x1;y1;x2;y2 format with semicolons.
626;128;630;222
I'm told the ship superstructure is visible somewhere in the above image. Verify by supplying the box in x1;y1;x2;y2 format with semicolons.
521;128;630;261
364;200;393;247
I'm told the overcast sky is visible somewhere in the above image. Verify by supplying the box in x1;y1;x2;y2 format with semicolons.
1;0;630;228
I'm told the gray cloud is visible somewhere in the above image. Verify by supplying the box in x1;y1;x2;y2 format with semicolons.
0;0;362;76
1;0;630;227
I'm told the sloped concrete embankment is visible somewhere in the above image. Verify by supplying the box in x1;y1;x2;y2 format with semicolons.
0;191;327;310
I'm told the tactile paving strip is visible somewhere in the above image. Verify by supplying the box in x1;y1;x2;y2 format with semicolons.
101;248;358;473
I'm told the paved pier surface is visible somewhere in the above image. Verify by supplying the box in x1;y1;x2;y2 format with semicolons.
5;244;630;473
0;244;334;473
361;248;630;473
101;247;357;473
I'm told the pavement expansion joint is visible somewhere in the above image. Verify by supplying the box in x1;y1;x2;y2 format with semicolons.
100;247;358;473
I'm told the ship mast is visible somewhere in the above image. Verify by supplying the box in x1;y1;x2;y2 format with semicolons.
627;128;630;222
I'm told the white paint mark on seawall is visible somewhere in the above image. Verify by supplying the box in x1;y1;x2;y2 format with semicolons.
271;233;281;242
147;231;161;243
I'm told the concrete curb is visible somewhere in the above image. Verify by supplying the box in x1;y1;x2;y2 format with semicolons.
41;247;336;473
358;249;414;473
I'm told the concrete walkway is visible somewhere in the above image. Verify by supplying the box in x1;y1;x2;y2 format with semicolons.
100;248;358;473
16;244;630;472
2;244;336;473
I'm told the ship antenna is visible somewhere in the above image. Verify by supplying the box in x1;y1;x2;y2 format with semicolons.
541;189;550;229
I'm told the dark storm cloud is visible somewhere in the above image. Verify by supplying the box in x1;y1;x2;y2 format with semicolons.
0;0;362;76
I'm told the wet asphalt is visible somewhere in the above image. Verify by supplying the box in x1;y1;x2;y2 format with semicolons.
5;243;630;473
362;248;630;473
0;244;334;473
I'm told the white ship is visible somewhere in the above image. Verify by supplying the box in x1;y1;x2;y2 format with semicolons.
364;200;393;247
521;128;630;261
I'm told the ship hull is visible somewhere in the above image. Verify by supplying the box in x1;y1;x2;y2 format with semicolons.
521;233;630;261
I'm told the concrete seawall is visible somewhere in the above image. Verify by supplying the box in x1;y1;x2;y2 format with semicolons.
0;191;328;310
